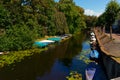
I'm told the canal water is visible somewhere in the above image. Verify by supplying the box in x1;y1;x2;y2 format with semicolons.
0;32;108;80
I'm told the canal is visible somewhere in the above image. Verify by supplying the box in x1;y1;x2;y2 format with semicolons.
0;32;108;80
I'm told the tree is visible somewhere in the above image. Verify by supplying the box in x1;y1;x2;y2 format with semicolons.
96;12;107;33
58;0;86;33
30;0;56;35
85;15;97;28
0;24;36;51
0;0;87;51
54;11;69;35
105;0;120;39
0;4;11;29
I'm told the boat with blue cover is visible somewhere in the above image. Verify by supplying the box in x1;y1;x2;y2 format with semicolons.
47;37;61;42
89;50;99;59
33;42;48;48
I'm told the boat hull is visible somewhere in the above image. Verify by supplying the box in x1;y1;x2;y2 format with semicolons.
86;68;96;80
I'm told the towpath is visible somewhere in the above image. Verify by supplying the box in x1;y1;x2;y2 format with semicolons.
94;29;120;63
105;33;120;57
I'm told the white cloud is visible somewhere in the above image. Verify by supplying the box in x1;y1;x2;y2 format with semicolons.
84;9;103;17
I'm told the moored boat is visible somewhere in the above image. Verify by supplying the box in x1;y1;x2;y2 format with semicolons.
39;40;55;44
90;37;96;41
33;42;48;48
89;50;99;59
86;68;96;80
90;32;95;36
47;37;61;42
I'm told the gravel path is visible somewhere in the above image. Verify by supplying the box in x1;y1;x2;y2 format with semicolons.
103;33;120;57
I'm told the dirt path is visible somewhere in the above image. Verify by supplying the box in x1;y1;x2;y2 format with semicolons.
111;33;120;43
95;29;120;63
101;33;120;57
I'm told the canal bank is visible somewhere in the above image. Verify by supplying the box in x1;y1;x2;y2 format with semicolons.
94;28;120;79
0;35;71;68
0;31;108;80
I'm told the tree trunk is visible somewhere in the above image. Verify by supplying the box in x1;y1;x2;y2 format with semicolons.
110;25;112;39
103;25;105;34
104;26;105;32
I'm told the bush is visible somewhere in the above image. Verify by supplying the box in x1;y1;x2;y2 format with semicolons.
0;24;36;51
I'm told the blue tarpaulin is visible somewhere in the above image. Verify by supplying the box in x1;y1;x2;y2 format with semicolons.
33;42;48;48
47;37;61;42
89;50;99;58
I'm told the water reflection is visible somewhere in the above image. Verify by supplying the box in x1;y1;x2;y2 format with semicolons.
0;32;107;80
58;58;72;68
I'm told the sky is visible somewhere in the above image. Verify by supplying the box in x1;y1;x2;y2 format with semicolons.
74;0;120;16
55;0;120;17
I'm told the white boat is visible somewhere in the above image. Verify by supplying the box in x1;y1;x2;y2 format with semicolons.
91;35;95;38
90;37;96;41
89;41;93;44
90;32;95;36
39;40;55;43
86;68;96;80
89;41;96;45
39;40;55;44
0;52;3;54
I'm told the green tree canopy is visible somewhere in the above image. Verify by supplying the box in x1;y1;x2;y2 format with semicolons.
0;24;36;51
0;4;11;29
58;0;86;33
105;0;120;26
0;0;87;51
54;11;69;35
105;0;120;39
85;15;97;28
